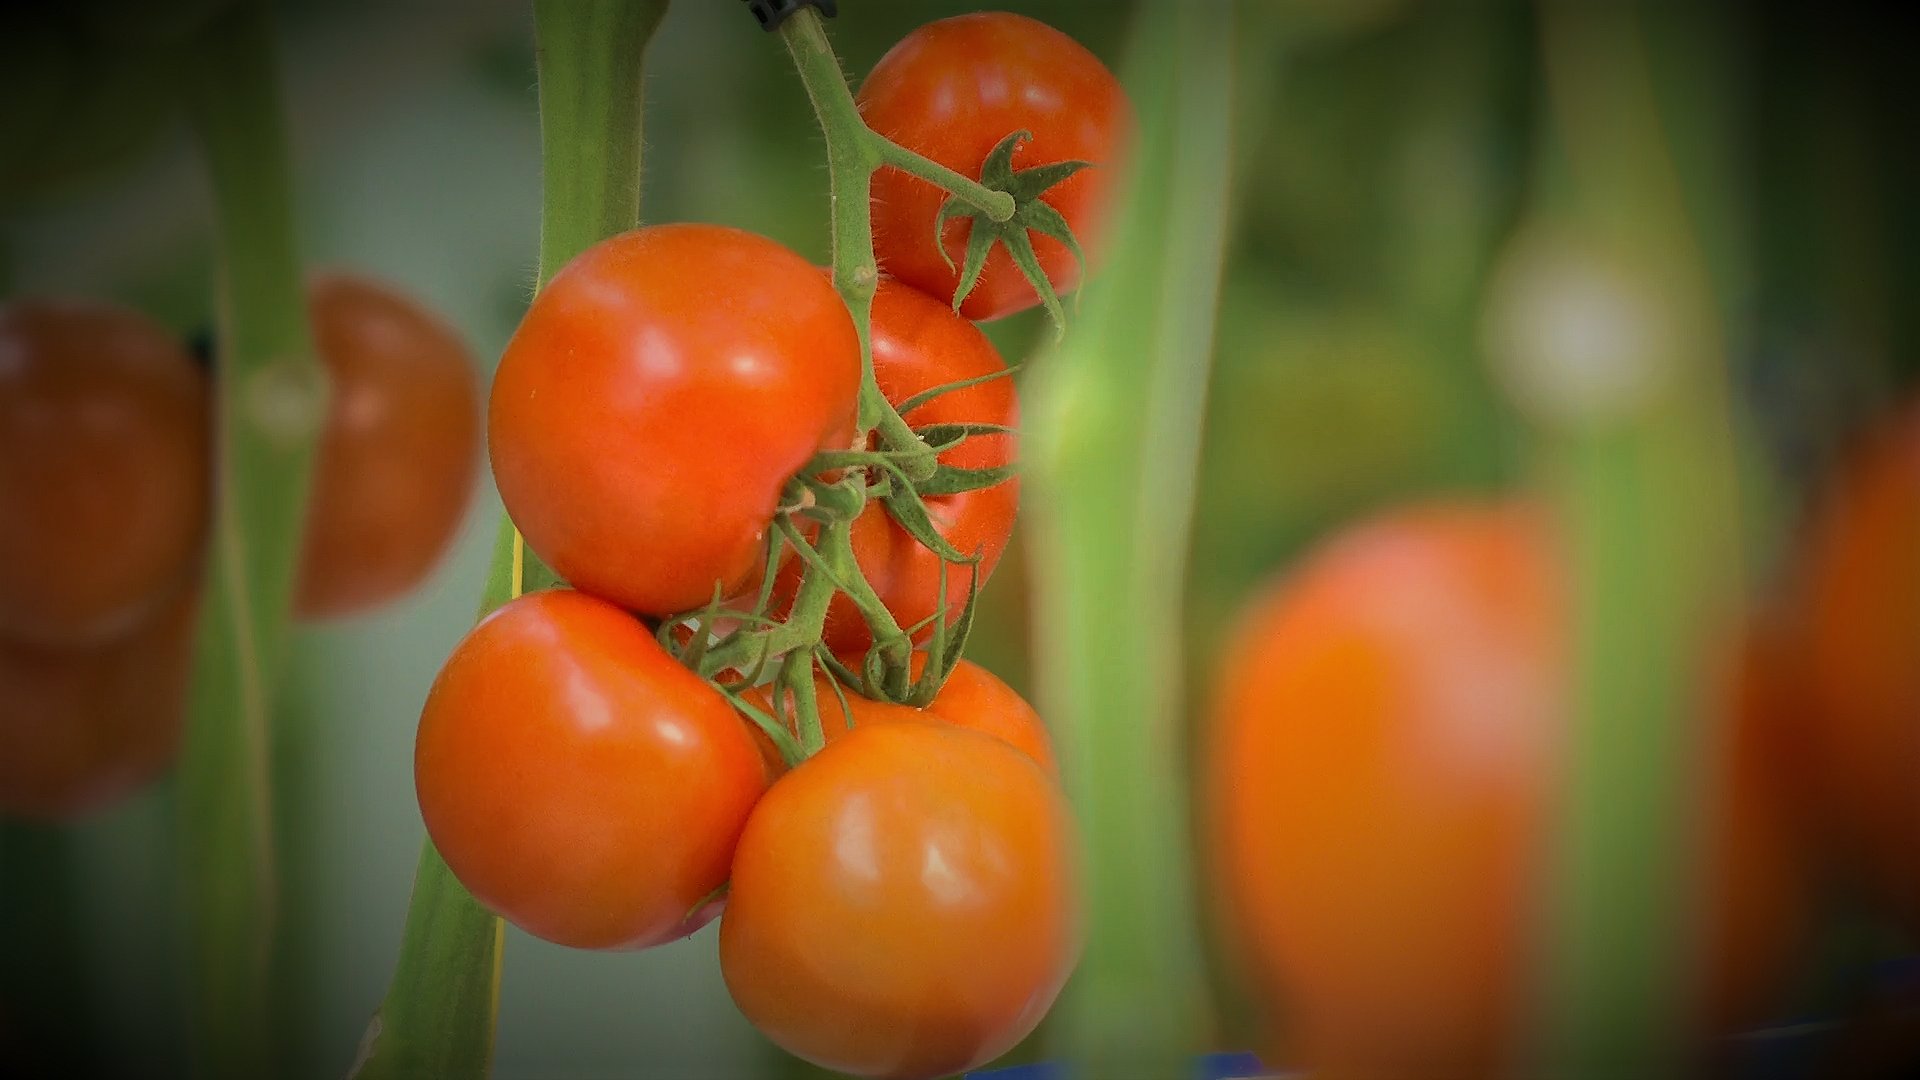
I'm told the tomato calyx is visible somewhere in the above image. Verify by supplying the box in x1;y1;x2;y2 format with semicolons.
936;129;1095;335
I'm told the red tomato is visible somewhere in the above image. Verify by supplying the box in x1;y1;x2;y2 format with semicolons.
295;272;481;620
1205;503;1803;1076
858;14;1133;321
0;299;208;646
762;280;1017;656
414;589;769;950
720;720;1079;1079
741;656;1054;775
489;225;861;616
1784;400;1920;933
0;588;197;820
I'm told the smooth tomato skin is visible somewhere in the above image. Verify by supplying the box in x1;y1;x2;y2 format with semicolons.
742;656;1054;775
0;587;197;820
295;272;481;620
859;14;1132;321
1205;504;1802;1076
720;720;1079;1080
1786;401;1920;932
770;280;1018;658
0;299;208;646
489;224;861;616
415;589;769;950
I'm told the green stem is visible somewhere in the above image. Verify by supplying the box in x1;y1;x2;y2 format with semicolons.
349;4;667;1077
1526;2;1745;1075
175;4;327;1075
1022;1;1235;1074
777;9;983;478
696;517;848;680
868;135;1015;223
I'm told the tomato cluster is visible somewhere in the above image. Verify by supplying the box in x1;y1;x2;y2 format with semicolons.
0;276;481;820
415;13;1128;1077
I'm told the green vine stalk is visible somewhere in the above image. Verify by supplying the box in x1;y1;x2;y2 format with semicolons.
1523;1;1747;1074
1022;0;1235;1073
175;3;327;1075
348;3;668;1077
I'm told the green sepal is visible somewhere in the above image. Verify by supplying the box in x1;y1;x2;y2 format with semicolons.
894;364;1022;417
920;461;1020;497
933;128;1096;333
876;465;978;564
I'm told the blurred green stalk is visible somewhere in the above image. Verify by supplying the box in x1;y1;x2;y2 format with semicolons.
1023;0;1235;1073
175;3;327;1076
348;3;667;1077
1525;2;1746;1074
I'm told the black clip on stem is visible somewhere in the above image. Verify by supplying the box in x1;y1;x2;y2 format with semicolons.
742;0;837;31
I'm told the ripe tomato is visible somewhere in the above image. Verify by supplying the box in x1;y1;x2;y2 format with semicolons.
414;589;768;950
1785;400;1920;933
0;299;208;646
741;656;1054;775
763;279;1017;657
858;14;1132;321
1205;503;1802;1076
0;588;197;820
720;720;1079;1080
489;224;861;616
295;272;481;620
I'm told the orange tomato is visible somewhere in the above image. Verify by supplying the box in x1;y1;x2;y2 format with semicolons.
0;298;208;646
1205;502;1802;1076
740;656;1054;775
295;272;482;620
1784;400;1920;932
720;720;1079;1079
415;589;768;950
0;587;197;820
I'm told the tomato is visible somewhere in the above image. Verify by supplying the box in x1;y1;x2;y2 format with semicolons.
1784;400;1920;933
755;279;1016;657
414;589;769;950
294;272;482;620
1205;503;1803;1076
0;299;208;646
858;14;1133;321
0;588;197;820
489;224;861;616
720;720;1079;1080
741;656;1054;775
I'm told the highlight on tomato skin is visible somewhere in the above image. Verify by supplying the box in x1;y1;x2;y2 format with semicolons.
487;223;863;618
413;588;770;952
293;272;484;622
0;298;209;648
0;586;199;821
719;720;1080;1080
1203;502;1806;1077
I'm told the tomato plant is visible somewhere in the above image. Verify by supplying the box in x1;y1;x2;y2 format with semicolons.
1204;503;1803;1075
414;588;769;950
720;720;1079;1080
0;588;197;820
1783;400;1920;934
0;298;209;647
742;655;1054;774
294;272;482;620
489;223;862;616
858;13;1133;321
760;278;1018;658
